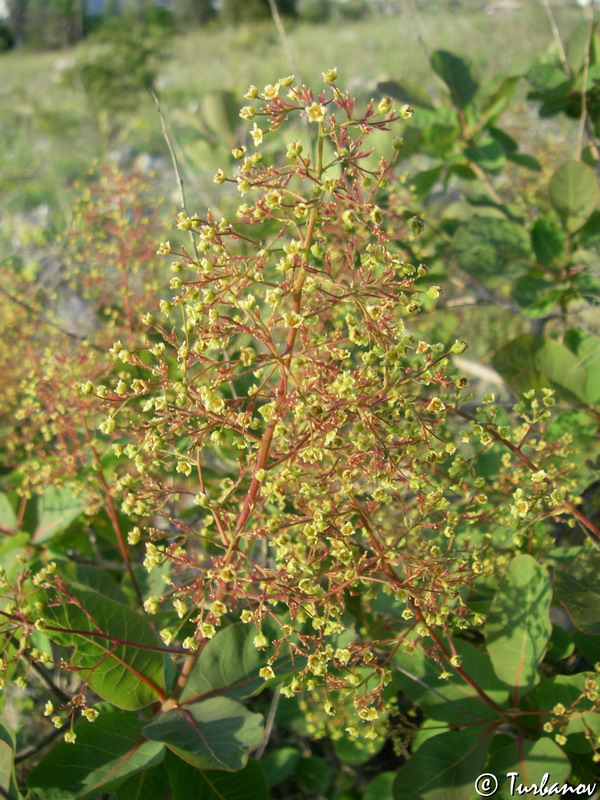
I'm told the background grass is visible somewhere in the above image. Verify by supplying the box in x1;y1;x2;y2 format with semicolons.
0;1;586;239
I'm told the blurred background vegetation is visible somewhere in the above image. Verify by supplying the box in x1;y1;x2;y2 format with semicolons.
1;0;594;367
0;0;587;225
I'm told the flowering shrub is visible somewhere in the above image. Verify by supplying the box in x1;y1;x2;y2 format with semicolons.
1;73;599;799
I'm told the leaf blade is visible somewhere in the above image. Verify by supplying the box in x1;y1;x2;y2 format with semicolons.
485;555;552;695
144;697;263;772
27;712;165;799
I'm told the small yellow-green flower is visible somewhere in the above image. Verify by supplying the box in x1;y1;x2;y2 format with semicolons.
305;102;326;123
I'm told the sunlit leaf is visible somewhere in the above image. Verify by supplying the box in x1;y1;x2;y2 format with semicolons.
43;585;166;709
144;697;263;771
485;555;552;695
548;161;600;232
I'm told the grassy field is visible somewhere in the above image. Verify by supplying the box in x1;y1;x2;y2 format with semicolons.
0;1;587;257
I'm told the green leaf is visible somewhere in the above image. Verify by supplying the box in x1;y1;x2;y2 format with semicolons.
486;738;570;799
43;585;165;709
453;218;532;287
166;752;269;800
510;273;567;316
411;720;451;752
0;494;17;533
567;23;593;73
573;631;600;668
565;331;600;404
296;756;331;795
522;673;600;753
181;622;298;704
506;152;542;171
431;50;479;109
548;160;600;232
464;139;506;173
485;555;552;695
69;565;130;606
393;638;510;724
200;90;240;147
526;63;572;92
144;697;263;772
488;125;518;153
530;217;566;269
421;123;461;152
260;746;300;788
0;720;19;800
492;334;591;403
546;624;575;662
555;552;600;635
411;166;443;198
365;772;395;800
34;486;87;543
115;765;169;800
477;75;520;123
578;210;600;250
376;79;435;110
0;533;29;582
27;712;165;799
392;729;490;800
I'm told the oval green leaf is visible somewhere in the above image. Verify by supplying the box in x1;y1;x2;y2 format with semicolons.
34;486;87;543
431;50;479;109
165;752;269;800
549;160;600;233
486;738;570;800
144;697;263;772
530;217;566;270
393;638;510;724
555;552;600;635
392;729;490;800
492;334;590;403
27;712;165;799
485;555;552;696
181;621;299;704
376;79;435;110
43;585;166;709
453;218;532;287
522;673;600;753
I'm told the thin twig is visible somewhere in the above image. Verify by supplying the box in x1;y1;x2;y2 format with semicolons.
393;666;488;722
25;657;71;704
15;725;65;764
0;286;102;352
540;0;570;75
151;88;199;261
255;685;282;758
266;0;300;80
577;3;595;160
406;0;430;62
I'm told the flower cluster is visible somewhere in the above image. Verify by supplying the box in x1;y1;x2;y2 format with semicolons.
87;73;579;717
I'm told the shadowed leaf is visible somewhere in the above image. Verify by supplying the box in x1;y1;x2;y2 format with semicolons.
555;552;600;635
431;51;478;109
27;712;165;799
392;729;490;800
166;752;269;800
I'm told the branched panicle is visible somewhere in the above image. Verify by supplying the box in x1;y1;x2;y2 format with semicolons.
1;76;586;741
81;74;574;720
